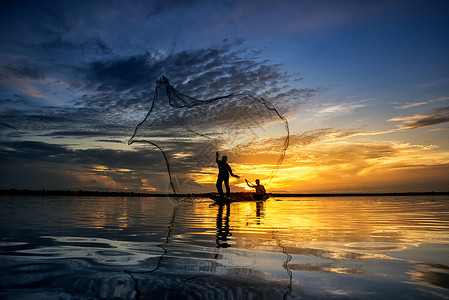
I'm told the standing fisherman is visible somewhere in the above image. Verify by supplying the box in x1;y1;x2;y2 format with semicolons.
215;152;240;198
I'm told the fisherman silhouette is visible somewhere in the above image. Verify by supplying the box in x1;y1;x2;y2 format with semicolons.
215;152;239;198
246;179;267;200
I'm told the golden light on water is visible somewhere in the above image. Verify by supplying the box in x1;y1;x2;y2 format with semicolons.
189;196;449;249
11;194;446;297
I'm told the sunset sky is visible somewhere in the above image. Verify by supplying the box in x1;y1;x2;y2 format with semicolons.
1;0;448;193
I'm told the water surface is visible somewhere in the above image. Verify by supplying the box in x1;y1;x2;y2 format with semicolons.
1;195;448;299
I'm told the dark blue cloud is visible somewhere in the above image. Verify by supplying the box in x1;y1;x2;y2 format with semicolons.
0;141;68;159
80;41;313;105
0;140;165;172
0;139;206;191
147;0;201;17
85;53;161;92
0;59;46;80
0;1;320;191
0;41;316;144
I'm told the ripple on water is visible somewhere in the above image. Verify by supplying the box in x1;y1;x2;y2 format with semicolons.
1;195;449;299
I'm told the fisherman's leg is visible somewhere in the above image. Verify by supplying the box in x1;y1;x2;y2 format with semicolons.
224;178;230;197
216;178;224;196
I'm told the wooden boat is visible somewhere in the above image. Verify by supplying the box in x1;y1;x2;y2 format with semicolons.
209;192;269;203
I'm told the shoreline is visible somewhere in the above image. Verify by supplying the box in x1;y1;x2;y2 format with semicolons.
1;189;448;197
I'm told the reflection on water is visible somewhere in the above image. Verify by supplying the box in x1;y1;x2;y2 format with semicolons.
0;195;449;299
216;203;231;249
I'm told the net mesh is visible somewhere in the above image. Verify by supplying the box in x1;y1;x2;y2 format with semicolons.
128;76;289;193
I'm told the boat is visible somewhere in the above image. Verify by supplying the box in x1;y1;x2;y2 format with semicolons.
209;192;269;203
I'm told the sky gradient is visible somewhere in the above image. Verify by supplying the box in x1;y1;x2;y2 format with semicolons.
1;0;448;193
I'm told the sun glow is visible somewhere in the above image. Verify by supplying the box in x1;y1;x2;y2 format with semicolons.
186;136;449;193
244;185;252;191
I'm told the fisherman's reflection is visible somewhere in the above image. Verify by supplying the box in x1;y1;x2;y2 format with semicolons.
216;203;231;248
216;201;266;249
255;201;264;225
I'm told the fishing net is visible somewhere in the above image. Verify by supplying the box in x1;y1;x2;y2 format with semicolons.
128;76;289;194
125;76;293;298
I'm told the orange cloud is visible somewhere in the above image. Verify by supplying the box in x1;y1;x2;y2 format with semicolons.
266;141;448;192
388;106;449;130
192;136;449;193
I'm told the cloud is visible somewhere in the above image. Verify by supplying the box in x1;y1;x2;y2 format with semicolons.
0;99;131;139
395;102;428;109
84;53;163;92
309;100;368;118
147;0;201;17
0;141;68;159
0;138;224;192
394;96;449;110
419;78;449;88
0;140;175;191
95;139;124;144
0;58;46;80
1;0;319;144
221;129;449;192
388;114;428;122
430;96;449;103
267;140;449;192
388;106;449;130
239;126;400;158
1;41;316;144
326;129;395;139
80;41;312;110
429;126;449;131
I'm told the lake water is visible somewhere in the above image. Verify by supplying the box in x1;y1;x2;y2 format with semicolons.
0;195;448;299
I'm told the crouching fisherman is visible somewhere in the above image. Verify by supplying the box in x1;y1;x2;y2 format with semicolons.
246;179;267;200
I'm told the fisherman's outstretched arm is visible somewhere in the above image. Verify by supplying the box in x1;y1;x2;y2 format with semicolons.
245;179;255;187
229;166;239;178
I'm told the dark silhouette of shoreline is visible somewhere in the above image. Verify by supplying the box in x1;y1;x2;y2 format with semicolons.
1;189;448;197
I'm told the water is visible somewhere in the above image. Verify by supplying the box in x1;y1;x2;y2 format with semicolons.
1;195;448;299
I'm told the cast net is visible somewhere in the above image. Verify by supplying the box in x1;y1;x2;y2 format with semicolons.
128;76;289;194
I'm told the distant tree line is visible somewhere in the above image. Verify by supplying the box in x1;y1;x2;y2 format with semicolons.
0;188;206;197
0;188;447;197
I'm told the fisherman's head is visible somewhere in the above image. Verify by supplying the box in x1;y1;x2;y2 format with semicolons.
255;179;260;184
222;155;228;162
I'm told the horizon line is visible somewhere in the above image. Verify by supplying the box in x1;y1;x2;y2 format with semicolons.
1;189;448;197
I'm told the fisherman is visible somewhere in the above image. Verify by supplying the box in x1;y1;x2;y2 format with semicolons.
246;179;266;200
216;152;239;198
